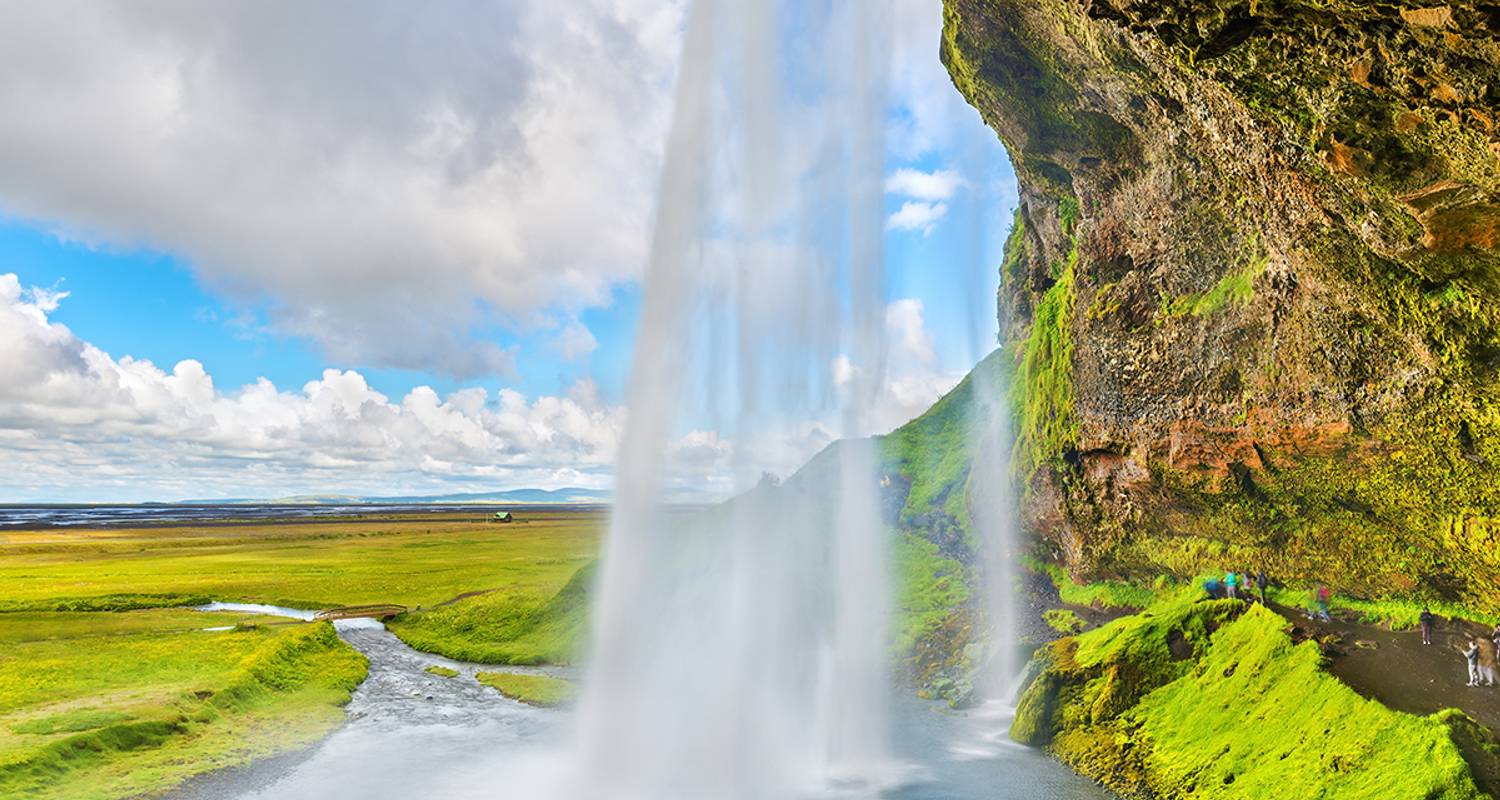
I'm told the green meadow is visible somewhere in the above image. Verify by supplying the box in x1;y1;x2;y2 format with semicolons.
0;511;601;611
0;510;603;798
0;610;366;800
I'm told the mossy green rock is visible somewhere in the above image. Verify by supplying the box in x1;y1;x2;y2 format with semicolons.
1015;602;1487;798
942;0;1500;610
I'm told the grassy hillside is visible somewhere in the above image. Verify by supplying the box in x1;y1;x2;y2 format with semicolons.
878;349;1011;698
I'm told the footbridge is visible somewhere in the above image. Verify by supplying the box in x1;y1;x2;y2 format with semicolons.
314;604;408;621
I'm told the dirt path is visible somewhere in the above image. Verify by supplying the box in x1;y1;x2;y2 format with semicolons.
1269;603;1500;729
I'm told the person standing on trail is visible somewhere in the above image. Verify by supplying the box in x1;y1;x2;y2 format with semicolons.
1256;570;1269;605
1225;571;1238;600
1461;639;1482;686
1315;586;1331;621
1420;607;1435;646
1479;637;1499;687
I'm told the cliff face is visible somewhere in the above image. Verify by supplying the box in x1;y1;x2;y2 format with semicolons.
942;1;1500;608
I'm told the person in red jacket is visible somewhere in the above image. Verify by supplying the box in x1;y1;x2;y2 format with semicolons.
1315;586;1331;621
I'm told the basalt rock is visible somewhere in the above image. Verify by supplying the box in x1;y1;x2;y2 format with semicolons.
942;1;1500;609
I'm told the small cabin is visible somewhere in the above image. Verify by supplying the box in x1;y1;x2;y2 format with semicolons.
491;511;514;523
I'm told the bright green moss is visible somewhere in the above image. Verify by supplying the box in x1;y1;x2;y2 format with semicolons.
423;665;459;678
1058;196;1080;237
1017;601;1486;797
1028;556;1155;610
1131;606;1480;799
1012;245;1078;480
1013;599;1243;745
1160;252;1266;318
1043;608;1085;634
1000;208;1030;290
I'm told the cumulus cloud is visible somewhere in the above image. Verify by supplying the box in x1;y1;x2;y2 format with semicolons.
553;319;600;362
0;0;684;377
886;200;949;235
830;298;963;434
0;0;983;381
889;0;976;159
0;273;628;501
885;168;962;201
0;276;959;502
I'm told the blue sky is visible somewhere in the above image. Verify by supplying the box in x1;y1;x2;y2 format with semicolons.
0;150;1009;406
0;0;1015;502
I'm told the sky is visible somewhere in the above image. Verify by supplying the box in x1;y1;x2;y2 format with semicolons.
0;0;1017;503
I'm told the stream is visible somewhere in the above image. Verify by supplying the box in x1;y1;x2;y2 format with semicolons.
172;606;1110;800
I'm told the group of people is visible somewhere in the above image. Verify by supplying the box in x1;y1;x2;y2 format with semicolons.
1202;569;1271;604
1202;575;1500;690
1443;612;1500;688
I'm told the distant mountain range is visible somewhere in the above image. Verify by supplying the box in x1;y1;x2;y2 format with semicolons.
174;487;721;506
177;487;616;506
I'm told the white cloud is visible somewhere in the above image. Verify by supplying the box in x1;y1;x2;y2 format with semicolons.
885;167;962;201
1;272;914;502
889;0;977;159
829;298;962;436
0;273;628;501
0;1;685;378
885;298;938;365
554;319;599;362
885;200;949;235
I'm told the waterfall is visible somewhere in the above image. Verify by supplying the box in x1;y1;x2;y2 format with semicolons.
970;356;1023;704
570;1;900;797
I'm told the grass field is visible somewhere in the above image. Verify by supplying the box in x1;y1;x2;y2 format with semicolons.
0;610;366;800
475;672;576;707
0;510;603;798
390;559;594;664
0;511;602;611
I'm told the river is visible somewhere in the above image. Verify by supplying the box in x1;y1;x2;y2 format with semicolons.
169;606;1108;800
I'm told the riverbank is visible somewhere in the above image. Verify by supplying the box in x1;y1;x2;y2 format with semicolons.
165;618;570;800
